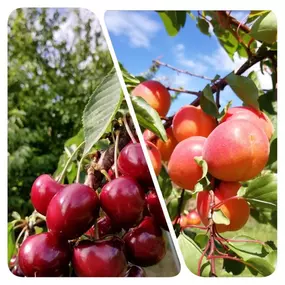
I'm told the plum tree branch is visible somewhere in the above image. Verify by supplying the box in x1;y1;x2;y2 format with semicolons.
167;87;201;96
159;49;277;131
153;59;214;81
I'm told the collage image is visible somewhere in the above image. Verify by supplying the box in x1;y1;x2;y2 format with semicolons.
7;8;277;278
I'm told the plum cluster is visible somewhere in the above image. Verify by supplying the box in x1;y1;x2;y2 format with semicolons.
134;80;273;233
10;141;168;277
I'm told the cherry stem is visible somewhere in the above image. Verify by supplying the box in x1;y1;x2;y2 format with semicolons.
94;219;99;240
114;130;120;179
58;141;85;183
76;153;86;183
15;225;28;249
100;169;111;182
123;114;137;143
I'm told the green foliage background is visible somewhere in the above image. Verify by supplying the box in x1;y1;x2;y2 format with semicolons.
8;8;113;218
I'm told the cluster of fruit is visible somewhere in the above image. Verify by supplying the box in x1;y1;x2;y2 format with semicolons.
133;80;273;233
10;131;169;277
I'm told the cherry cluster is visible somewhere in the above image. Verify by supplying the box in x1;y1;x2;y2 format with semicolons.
10;140;168;277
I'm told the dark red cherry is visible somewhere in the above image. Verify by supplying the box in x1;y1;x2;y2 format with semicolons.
46;183;100;240
11;265;25;277
72;236;128;277
9;254;17;269
100;177;145;229
123;216;166;267
118;143;152;185
31;174;64;215
146;190;168;231
85;215;121;238
18;232;70;277
125;265;146;277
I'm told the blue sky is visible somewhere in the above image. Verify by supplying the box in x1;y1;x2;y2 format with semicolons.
105;11;272;116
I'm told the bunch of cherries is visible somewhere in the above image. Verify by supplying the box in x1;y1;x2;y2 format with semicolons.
10;138;168;277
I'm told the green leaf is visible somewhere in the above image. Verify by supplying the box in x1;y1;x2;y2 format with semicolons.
178;232;211;276
218;100;232;121
194;156;208;180
82;70;123;155
248;71;263;95
8;222;16;263
158;11;187;36
250;11;277;44
196;17;210;36
228;235;264;256
225;73;260;109
247;10;271;23
34;226;44;234
194;234;209;249
167;198;179;220
212;209;230;225
267;137;277;170
246;257;275;276
238;173;277;208
200;84;219;118
223;253;246;275
158;165;173;199
265;250;277;267
131;96;167;141
258;90;277;115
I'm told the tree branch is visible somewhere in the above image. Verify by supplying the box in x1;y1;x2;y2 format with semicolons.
167;87;201;96
159;49;277;132
153;59;214;81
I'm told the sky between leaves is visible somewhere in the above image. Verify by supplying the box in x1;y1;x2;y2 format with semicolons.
104;10;273;116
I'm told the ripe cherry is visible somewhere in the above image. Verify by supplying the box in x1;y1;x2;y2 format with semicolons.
100;177;145;229
146;190;168;231
18;232;70;277
85;215;121;238
125;265;146;277
72;236;128;277
118;142;153;186
30;174;64;215
46;183;100;240
123;216;166;267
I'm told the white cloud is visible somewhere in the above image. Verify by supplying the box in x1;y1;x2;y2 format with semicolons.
202;46;246;73
105;11;161;48
173;44;208;74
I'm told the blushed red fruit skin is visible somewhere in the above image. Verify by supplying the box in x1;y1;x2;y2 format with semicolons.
18;232;70;277
100;177;146;229
72;236;128;277
220;106;274;140
123;216;166;267
197;182;250;233
132;80;171;117
180;210;201;228
46;183;100;240
125;265;146;277
168;136;206;190
85;215;121;238
172;105;217;142
146;190;168;231
31;174;64;215
203;119;269;182
156;127;178;161
146;140;162;176
118;142;157;185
